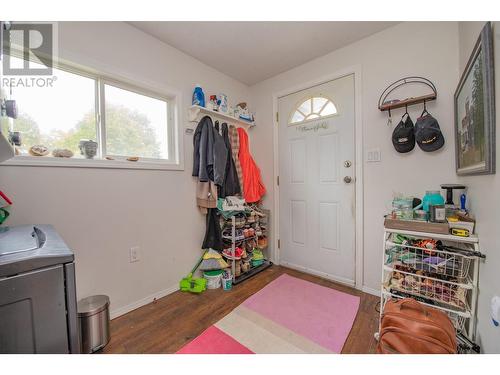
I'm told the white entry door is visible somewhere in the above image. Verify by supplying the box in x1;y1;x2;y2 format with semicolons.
278;74;356;284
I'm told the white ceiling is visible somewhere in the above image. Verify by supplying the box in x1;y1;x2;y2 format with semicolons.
129;22;397;85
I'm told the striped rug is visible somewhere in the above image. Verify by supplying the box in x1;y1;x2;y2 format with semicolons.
177;274;360;354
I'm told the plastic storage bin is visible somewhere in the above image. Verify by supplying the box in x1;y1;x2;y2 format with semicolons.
203;270;222;289
78;295;110;353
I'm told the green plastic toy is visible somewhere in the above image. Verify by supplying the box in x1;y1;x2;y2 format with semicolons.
179;252;207;293
0;208;9;225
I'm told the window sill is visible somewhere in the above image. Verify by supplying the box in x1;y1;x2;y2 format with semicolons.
1;156;184;171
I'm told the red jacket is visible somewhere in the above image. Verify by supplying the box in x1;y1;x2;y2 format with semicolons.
237;128;266;203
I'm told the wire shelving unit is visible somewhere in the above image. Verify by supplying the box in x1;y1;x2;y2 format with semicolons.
379;227;484;348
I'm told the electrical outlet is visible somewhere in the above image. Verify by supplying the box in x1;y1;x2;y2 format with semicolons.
130;246;140;263
366;148;381;162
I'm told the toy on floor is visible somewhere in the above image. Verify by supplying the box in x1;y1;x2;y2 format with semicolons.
180;252;207;293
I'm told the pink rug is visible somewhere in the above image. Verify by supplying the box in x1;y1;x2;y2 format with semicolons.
177;326;253;354
177;274;360;354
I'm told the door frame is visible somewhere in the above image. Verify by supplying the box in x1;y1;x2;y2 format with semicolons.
272;65;364;290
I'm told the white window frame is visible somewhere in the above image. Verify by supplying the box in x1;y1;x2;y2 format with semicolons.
1;54;183;171
288;95;339;126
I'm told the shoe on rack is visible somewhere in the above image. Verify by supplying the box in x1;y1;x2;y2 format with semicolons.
223;229;245;241
252;249;264;261
222;247;244;260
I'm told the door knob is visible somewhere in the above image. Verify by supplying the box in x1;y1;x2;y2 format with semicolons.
344;176;353;184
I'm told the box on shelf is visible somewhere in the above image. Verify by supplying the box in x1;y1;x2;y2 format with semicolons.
383;217;449;235
447;216;475;234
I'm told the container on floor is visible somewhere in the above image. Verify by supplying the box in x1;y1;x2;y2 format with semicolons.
222;272;233;291
78;295;111;353
204;270;223;289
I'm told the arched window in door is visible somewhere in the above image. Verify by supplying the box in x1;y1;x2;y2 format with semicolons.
289;96;338;125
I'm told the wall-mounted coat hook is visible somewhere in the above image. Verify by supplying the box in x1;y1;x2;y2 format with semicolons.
378;77;437;125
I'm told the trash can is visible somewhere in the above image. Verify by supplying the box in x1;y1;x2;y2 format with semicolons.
78;295;111;353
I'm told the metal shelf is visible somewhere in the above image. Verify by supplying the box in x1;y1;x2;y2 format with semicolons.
223;235;259;243
384;227;479;244
378;76;437;112
228;210;270;284
233;261;273;285
382;265;473;289
379;93;436;112
379;227;482;342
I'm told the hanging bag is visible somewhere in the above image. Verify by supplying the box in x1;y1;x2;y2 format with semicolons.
377;298;457;354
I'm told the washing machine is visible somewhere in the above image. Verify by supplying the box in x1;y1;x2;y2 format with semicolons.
0;224;80;353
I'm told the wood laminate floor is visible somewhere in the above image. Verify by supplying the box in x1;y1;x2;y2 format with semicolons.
101;265;380;354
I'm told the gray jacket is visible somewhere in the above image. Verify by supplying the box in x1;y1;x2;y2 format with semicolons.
192;116;227;186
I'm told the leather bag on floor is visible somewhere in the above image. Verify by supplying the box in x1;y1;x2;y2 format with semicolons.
377;298;457;354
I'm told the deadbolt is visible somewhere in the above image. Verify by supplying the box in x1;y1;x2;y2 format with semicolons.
344;160;352;168
344;176;352;184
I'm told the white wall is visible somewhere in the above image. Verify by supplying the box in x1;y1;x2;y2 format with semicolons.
457;21;500;354
3;21;496;352
249;22;461;293
0;22;249;317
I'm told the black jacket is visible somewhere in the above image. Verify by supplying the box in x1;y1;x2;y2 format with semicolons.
219;123;241;197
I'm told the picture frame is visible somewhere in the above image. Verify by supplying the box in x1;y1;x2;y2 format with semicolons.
454;21;496;175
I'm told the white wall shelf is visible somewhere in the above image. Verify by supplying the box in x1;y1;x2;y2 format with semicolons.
188;105;255;128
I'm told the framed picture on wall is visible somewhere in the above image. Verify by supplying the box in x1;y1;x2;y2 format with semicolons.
454;21;496;175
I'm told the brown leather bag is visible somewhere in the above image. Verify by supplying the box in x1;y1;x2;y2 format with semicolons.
377;298;457;354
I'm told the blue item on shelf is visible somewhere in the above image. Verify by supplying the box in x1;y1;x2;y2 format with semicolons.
460;193;466;210
239;114;253;122
414;191;445;212
192;85;205;107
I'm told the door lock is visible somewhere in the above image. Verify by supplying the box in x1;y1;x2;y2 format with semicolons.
344;176;353;184
344;160;352;168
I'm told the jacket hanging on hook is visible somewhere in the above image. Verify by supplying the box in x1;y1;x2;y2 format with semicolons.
237;127;266;203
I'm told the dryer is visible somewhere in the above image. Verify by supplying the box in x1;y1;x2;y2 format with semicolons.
0;225;80;353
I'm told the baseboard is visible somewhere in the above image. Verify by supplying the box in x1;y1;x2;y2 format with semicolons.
110;284;179;319
279;261;356;287
361;286;381;297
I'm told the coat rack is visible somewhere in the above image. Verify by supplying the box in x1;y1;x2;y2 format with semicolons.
188;105;256;129
378;76;437;125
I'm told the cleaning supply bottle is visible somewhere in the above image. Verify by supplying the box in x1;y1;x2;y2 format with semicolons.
192;85;205;107
413;191;445;212
460;193;467;211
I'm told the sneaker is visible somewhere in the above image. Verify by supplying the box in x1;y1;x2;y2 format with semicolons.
222;229;245;241
222;247;244;260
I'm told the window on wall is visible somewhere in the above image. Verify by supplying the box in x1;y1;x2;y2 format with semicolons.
289;96;338;125
1;55;177;167
2;57;98;158
103;83;170;160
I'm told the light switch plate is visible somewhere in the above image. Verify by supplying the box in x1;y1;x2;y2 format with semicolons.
366;148;381;162
130;246;140;263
